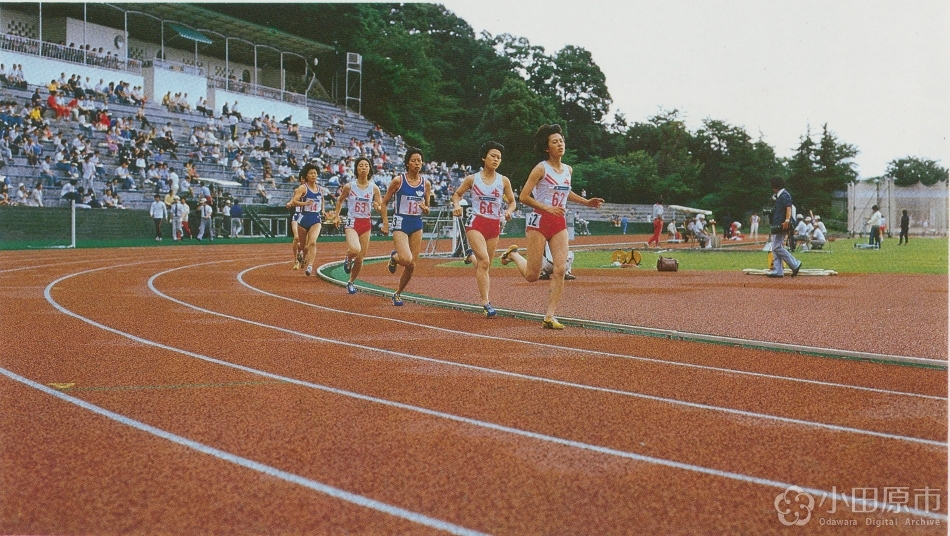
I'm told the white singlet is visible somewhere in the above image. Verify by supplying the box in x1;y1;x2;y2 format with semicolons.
534;161;571;209
469;171;505;221
345;182;374;219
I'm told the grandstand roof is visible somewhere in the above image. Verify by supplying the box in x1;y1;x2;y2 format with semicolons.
4;2;334;65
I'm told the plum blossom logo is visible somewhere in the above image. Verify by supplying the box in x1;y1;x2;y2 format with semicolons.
774;486;815;526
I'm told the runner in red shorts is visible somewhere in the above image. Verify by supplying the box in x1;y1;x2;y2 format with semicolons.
334;156;388;294
451;141;516;318
500;124;603;330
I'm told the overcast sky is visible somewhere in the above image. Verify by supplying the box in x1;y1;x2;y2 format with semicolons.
439;0;949;178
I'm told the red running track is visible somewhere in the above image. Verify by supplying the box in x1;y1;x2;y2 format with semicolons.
0;242;946;535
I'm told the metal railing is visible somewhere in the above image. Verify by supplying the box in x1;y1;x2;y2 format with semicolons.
0;33;142;75
143;58;204;77
207;75;306;106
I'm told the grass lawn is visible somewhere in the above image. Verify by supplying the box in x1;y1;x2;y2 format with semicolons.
573;238;948;275
446;237;947;275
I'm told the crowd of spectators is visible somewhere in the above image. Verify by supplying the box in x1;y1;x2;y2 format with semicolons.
0;61;495;227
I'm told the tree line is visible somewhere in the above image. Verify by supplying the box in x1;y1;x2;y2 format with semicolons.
209;3;948;224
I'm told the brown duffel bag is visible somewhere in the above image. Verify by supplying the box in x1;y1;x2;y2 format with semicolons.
657;256;679;272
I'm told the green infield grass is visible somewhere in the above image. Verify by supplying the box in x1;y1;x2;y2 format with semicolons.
449;237;947;275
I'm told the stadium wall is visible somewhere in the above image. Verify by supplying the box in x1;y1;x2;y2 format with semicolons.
0;48;144;92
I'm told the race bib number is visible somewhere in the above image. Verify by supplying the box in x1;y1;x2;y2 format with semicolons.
397;195;423;216
352;200;369;218
464;213;476;227
551;186;570;208
344;216;355;228
478;199;497;217
391;214;403;230
526;212;542;228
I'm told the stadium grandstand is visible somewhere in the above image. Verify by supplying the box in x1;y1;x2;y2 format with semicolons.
0;2;641;244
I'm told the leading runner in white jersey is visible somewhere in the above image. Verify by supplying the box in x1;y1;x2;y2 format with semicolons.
334;156;387;294
499;124;603;330
451;141;517;318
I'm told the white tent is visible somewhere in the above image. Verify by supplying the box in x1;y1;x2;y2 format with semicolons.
847;178;948;236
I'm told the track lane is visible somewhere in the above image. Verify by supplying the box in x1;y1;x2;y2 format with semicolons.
3;244;946;534
48;262;948;512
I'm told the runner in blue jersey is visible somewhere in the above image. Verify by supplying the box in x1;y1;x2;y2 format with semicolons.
287;163;330;276
380;147;431;306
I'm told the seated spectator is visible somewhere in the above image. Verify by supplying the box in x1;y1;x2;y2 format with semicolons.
0;135;13;163
233;163;248;186
25;182;43;207
39;155;56;186
16;183;30;205
794;216;812;248
114;162;135;190
23;136;42;166
729;221;743;240
85;191;102;209
287;123;300;141
667;219;681;240
256;180;271;203
692;214;710;247
0;184;10;206
275;161;293;181
195;96;213;117
61;179;81;203
810;226;827;249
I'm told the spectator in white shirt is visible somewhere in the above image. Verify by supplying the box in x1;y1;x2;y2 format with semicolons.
149;194;168;240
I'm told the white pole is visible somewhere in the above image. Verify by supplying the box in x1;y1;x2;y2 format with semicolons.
70;199;76;248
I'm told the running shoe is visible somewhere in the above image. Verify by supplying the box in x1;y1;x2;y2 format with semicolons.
792;261;802;277
388;250;398;274
483;303;497;318
346;282;357;294
305;265;313;276
564;272;577;281
343;255;352;274
500;244;519;265
464;248;474;264
391;293;404;306
538;272;551;280
542;317;565;330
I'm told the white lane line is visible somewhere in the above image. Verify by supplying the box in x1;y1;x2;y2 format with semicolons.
241;262;947;402
39;266;950;523
0;367;486;536
147;262;944;446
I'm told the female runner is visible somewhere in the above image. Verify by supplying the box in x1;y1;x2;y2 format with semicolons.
287;163;329;276
286;171;305;269
380;147;431;306
451;141;516;318
334;156;388;294
500;124;604;329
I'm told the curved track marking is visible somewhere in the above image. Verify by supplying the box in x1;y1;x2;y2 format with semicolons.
0;367;485;536
41;262;949;522
144;262;947;445
148;262;943;446
242;262;946;402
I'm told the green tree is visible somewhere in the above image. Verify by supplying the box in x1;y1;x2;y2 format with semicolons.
691;119;779;221
885;156;949;186
616;110;702;205
787;124;857;215
572;151;658;203
474;77;562;184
